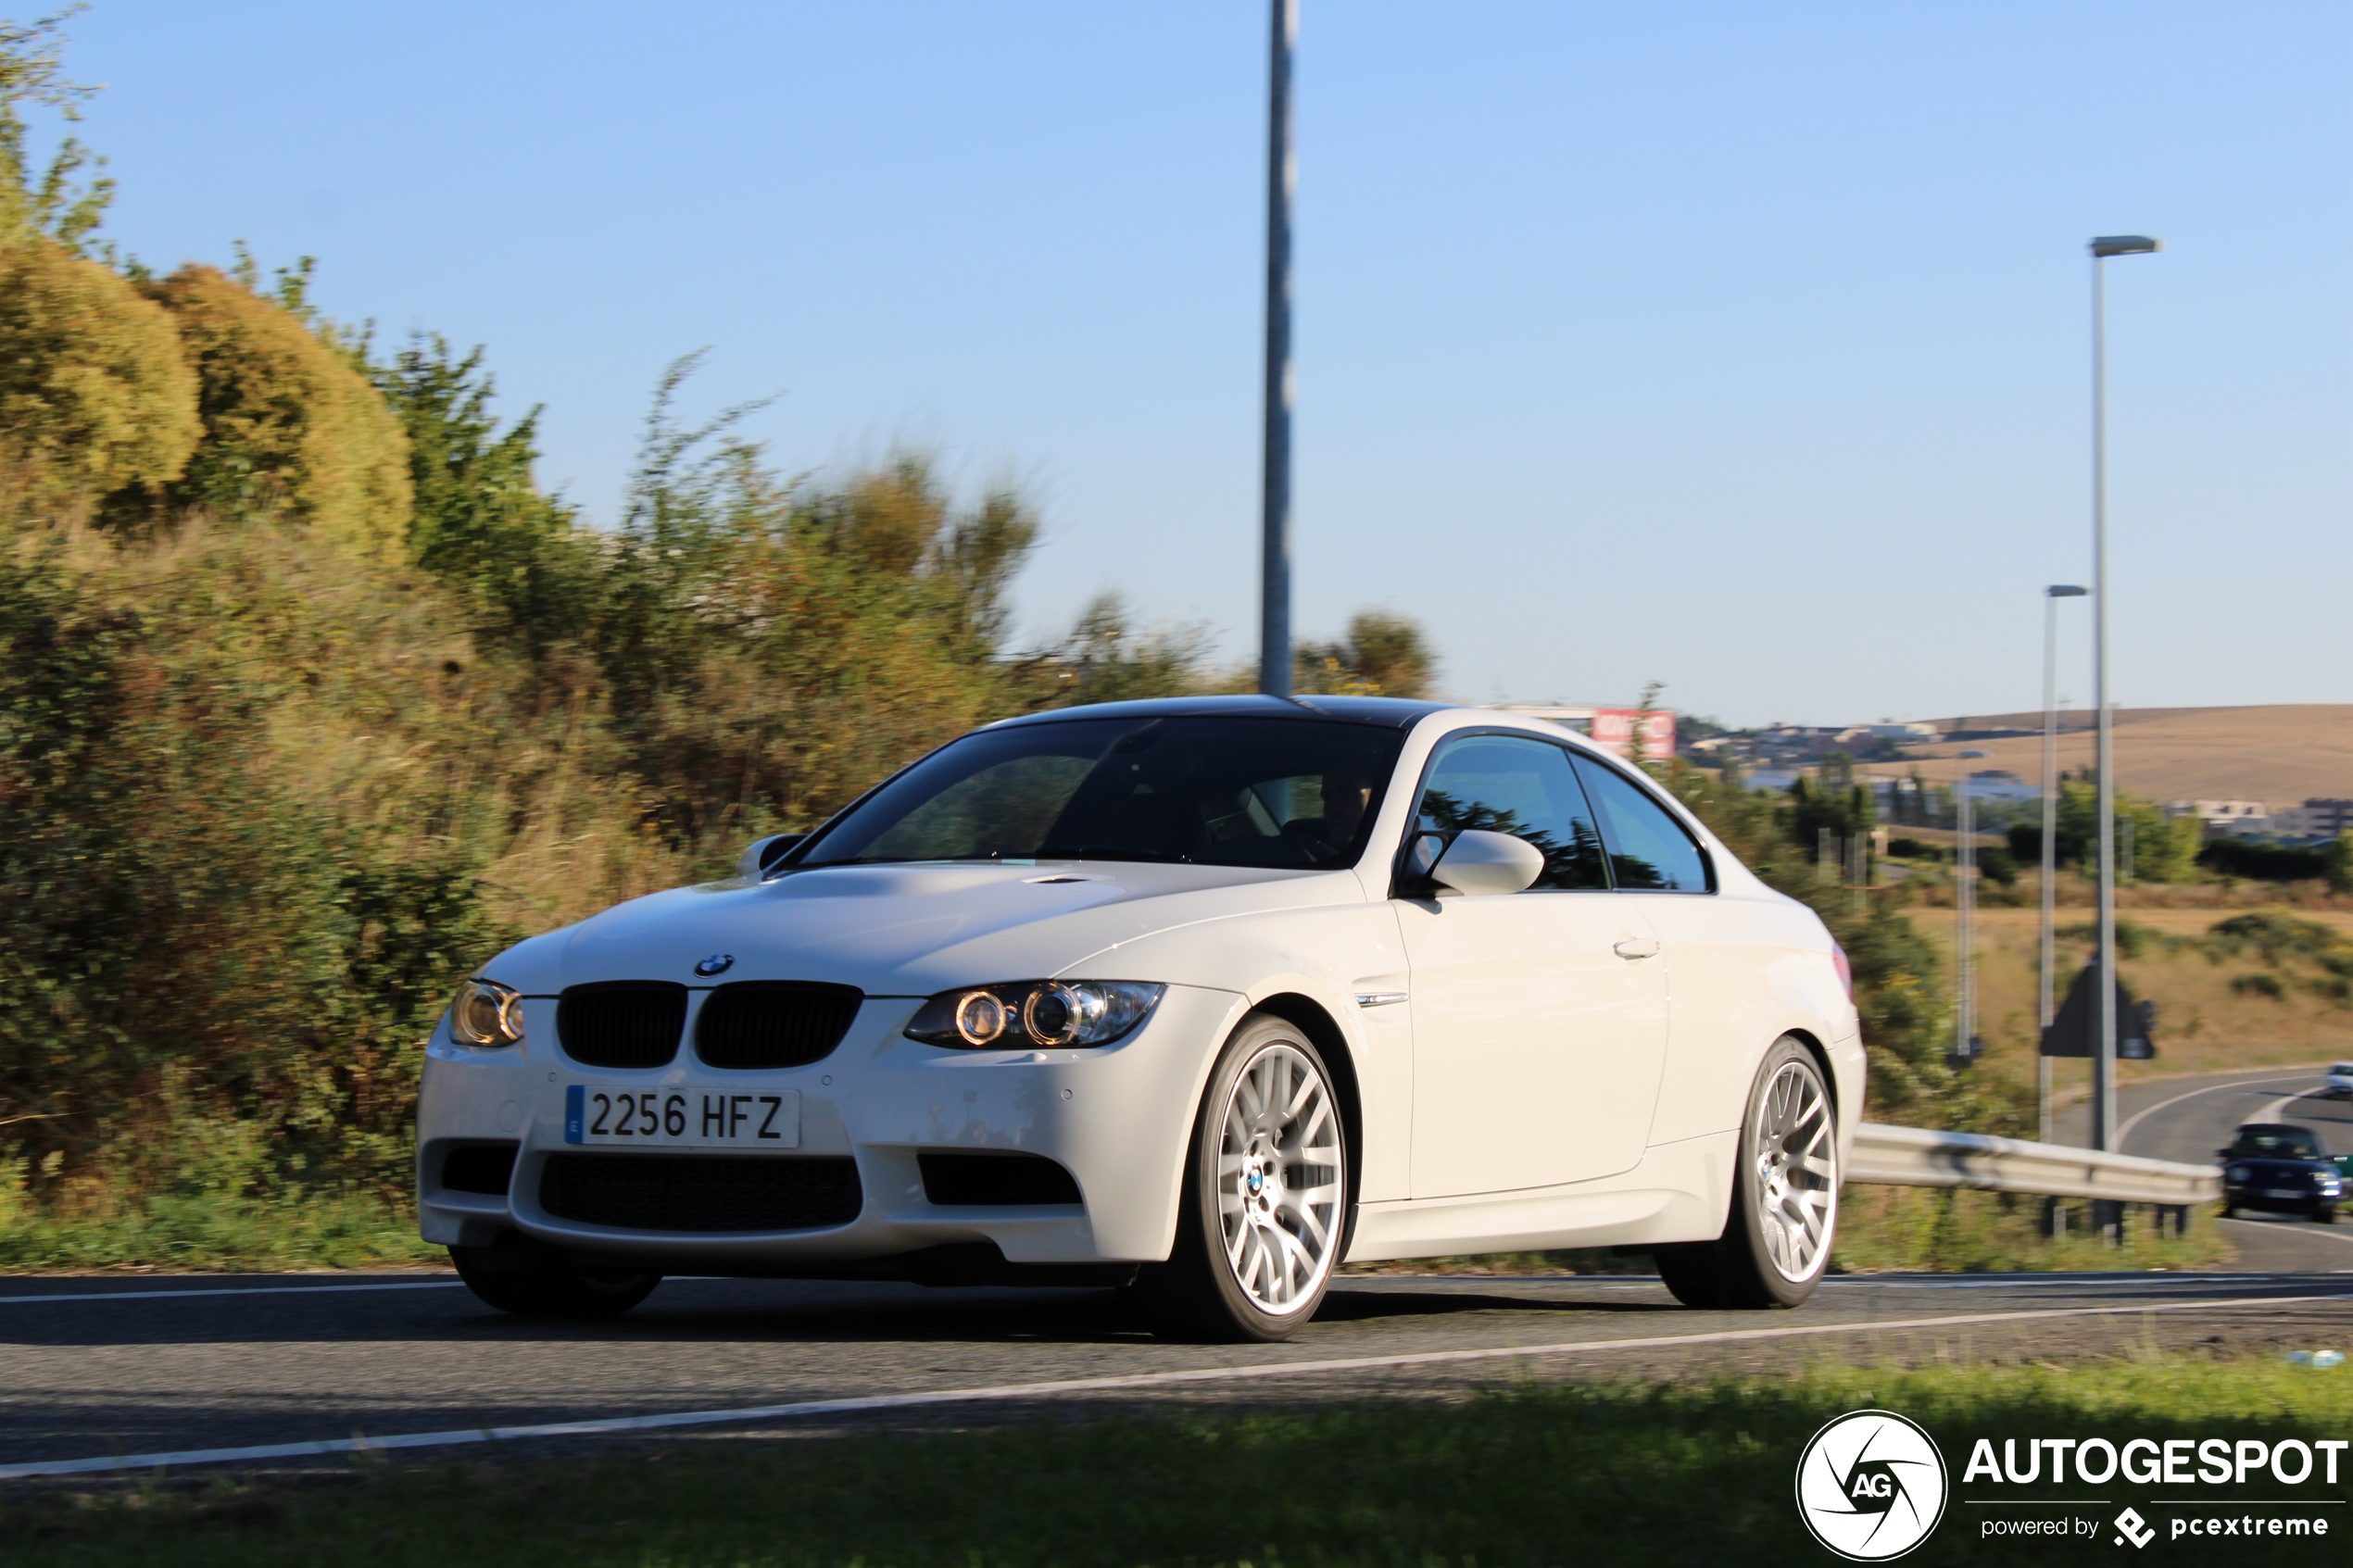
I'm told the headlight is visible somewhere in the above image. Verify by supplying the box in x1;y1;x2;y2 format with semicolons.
905;981;1164;1049
2227;1163;2253;1184
2321;1175;2343;1197
449;979;525;1048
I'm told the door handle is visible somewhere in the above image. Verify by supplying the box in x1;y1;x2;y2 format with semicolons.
1613;936;1661;960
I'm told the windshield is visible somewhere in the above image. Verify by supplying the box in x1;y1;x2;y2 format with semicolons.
797;716;1408;871
2233;1127;2325;1160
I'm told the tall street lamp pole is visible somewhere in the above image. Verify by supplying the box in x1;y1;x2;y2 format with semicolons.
1258;0;1297;697
2087;234;2159;1155
2039;582;2086;1144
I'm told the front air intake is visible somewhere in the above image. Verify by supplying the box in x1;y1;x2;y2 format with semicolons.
538;1153;863;1232
919;1150;1084;1207
438;1142;518;1197
695;982;863;1069
556;981;687;1069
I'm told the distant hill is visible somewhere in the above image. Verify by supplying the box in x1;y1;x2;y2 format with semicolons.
1869;704;2352;805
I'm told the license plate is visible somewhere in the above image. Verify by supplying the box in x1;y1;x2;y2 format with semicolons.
564;1085;799;1148
2265;1188;2307;1200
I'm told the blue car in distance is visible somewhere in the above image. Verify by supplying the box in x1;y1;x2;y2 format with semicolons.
2218;1123;2342;1223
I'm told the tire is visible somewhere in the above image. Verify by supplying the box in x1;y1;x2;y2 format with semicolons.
1136;1013;1348;1343
1655;1037;1838;1311
449;1245;661;1319
2221;1202;2239;1220
2316;1203;2338;1226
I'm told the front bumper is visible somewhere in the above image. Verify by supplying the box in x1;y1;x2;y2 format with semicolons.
417;983;1243;1269
2224;1185;2338;1216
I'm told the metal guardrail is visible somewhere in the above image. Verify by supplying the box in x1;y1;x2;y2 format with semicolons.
1849;1122;2220;1207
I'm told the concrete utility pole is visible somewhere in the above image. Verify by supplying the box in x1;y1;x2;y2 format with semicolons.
2039;583;2085;1144
1957;772;1976;1066
1258;0;1297;697
2087;234;2159;1154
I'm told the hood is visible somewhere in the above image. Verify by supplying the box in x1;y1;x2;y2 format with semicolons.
2226;1156;2330;1175
484;860;1367;997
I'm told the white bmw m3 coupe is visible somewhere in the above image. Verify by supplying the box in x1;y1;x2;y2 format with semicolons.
419;696;1862;1340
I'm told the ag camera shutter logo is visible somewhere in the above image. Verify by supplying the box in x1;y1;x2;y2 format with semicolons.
1795;1409;1949;1561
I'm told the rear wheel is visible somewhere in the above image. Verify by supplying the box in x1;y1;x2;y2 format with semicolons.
1656;1037;1837;1311
449;1245;661;1319
1137;1013;1348;1342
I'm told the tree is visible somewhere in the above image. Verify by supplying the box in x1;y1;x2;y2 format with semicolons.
2051;774;2199;882
1296;609;1434;696
0;9;112;254
0;236;198;514
0;13;196;516
373;333;597;656
142;264;413;558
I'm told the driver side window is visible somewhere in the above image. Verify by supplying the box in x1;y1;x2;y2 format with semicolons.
1415;735;1608;891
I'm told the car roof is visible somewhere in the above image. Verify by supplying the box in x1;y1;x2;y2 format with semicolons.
2235;1123;2311;1135
988;694;1458;731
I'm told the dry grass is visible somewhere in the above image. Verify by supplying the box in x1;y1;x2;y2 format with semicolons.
1866;703;2353;807
1912;896;2353;1089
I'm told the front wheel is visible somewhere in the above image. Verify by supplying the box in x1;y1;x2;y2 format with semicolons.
2316;1203;2338;1226
449;1245;661;1319
1656;1037;1838;1311
1136;1013;1349;1342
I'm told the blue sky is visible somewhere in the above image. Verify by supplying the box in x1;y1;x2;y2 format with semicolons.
48;1;2352;724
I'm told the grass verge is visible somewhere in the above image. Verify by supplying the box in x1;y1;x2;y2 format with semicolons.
1833;1185;2233;1273
0;1182;437;1272
11;1354;2352;1567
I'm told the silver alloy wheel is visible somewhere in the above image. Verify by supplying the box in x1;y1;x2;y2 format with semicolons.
1753;1058;1836;1282
1215;1041;1343;1314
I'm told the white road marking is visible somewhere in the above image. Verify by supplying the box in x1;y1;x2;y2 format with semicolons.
2114;1074;2316;1153
0;1281;464;1307
1822;1273;2294;1288
2252;1089;2322;1128
4;1289;2346;1481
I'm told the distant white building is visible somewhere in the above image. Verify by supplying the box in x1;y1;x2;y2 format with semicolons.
1957;769;2039;804
1836;722;1942;743
2166;798;2270;827
2164;797;2351;843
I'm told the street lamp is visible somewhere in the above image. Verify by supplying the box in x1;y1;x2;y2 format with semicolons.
2038;583;2086;1143
2087;234;2160;1156
1258;0;1297;696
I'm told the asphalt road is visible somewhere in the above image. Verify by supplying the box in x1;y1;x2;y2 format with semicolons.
10;1068;2347;1484
2050;1062;2353;1273
6;1267;2351;1481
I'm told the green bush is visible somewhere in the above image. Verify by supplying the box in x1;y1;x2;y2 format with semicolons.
2198;836;2331;883
0;235;198;513
145;263;412;558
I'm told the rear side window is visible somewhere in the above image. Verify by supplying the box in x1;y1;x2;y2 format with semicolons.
1571;755;1712;892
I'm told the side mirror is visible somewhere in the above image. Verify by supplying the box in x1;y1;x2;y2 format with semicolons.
1429;829;1545;897
736;834;806;882
2215;1148;2233;1161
